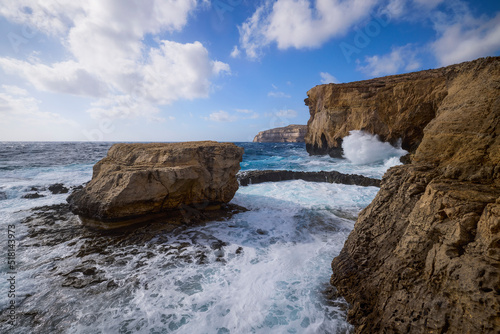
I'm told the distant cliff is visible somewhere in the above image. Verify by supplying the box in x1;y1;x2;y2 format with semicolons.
253;124;307;143
319;57;500;333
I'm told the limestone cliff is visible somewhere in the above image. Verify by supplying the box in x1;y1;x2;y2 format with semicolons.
305;65;451;157
253;124;307;143
327;57;500;333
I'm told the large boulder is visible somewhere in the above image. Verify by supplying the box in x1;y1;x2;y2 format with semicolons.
67;141;244;229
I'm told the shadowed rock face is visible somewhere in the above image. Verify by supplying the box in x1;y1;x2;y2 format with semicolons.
238;170;380;187
253;124;307;143
328;57;500;333
67;141;244;229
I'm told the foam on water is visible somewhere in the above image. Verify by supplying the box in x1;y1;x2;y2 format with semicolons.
0;142;382;333
342;131;407;165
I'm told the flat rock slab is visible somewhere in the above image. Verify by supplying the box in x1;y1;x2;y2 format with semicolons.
67;141;244;229
238;170;381;187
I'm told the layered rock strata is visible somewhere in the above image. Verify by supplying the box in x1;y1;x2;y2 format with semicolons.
329;56;500;333
67;141;244;229
238;170;380;187
253;124;307;143
305;64;452;157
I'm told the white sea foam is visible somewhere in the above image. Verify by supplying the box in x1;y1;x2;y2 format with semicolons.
2;179;378;334
0;143;382;333
342;130;407;165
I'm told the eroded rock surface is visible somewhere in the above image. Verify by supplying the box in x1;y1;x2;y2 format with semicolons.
67;141;244;229
329;57;500;333
253;124;307;143
305;63;451;157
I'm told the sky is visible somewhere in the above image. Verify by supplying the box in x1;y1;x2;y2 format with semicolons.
0;0;499;142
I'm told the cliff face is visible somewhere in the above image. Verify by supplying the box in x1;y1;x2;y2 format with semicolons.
328;57;500;333
253;124;307;143
305;66;451;157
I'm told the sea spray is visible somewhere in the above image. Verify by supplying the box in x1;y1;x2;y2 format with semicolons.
342;130;407;165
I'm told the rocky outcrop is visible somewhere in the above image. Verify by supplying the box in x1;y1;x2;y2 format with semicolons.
238;170;380;187
253;124;307;143
67;141;244;229
305;65;451;157
329;57;500;333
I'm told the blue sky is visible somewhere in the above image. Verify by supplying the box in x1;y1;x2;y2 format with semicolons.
0;0;499;142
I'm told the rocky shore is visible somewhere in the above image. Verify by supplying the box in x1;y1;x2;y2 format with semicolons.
322;57;500;332
253;124;307;143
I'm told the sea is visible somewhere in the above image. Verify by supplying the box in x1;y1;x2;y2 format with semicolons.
0;134;406;334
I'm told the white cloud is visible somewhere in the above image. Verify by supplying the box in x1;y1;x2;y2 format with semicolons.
0;58;108;97
230;45;241;58
141;41;228;105
383;0;406;17
0;0;229;119
320;72;340;84
268;91;291;98
0;0;86;35
206;110;237;122
432;12;500;66
0;85;77;125
235;109;259;119
239;0;378;59
275;109;297;118
357;44;421;76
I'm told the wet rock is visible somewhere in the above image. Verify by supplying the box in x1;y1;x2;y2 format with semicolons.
67;141;244;229
238;170;380;187
23;192;45;199
48;183;69;194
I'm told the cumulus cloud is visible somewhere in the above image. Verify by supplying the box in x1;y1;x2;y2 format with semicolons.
0;0;229;119
432;11;500;66
239;0;378;59
357;44;421;76
0;58;108;97
320;72;340;84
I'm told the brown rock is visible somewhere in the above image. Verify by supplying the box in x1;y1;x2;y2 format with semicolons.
329;57;500;333
253;124;307;143
67;141;244;229
305;64;449;157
